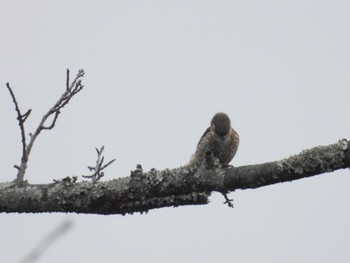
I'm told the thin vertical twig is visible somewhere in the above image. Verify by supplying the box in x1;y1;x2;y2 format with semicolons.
6;83;30;166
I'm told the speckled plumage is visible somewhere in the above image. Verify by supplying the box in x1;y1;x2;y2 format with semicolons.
189;113;239;167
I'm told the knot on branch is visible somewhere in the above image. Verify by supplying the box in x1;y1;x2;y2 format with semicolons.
53;176;78;187
130;164;144;179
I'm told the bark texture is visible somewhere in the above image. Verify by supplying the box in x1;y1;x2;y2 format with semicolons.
1;139;349;215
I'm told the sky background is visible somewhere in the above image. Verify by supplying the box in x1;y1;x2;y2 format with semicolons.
1;1;350;262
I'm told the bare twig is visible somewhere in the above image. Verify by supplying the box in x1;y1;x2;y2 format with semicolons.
101;159;117;170
6;69;85;185
222;192;234;208
18;219;74;263
82;146;116;183
5;83;31;166
66;69;70;91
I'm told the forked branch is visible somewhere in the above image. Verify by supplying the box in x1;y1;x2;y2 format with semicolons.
6;69;85;185
82;146;116;183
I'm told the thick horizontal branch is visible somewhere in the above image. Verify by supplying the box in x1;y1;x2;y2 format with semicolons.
0;139;349;215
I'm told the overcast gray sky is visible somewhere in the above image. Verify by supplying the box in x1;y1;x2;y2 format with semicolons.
1;1;350;262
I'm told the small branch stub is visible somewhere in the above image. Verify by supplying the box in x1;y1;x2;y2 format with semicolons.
222;192;234;208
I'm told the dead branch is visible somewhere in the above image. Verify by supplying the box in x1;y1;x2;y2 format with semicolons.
82;146;116;183
0;139;349;215
5;83;31;169
5;69;85;185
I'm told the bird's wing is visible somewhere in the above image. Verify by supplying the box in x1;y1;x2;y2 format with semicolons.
196;126;211;148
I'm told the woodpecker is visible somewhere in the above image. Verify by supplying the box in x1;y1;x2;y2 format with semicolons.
189;112;239;167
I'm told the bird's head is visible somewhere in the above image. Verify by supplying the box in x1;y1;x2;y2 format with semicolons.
210;112;231;138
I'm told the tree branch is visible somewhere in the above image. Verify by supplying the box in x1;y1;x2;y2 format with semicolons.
5;69;85;185
1;139;349;215
82;146;116;183
5;83;31;171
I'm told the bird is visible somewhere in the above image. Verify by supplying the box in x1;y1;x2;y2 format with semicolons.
188;112;239;167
